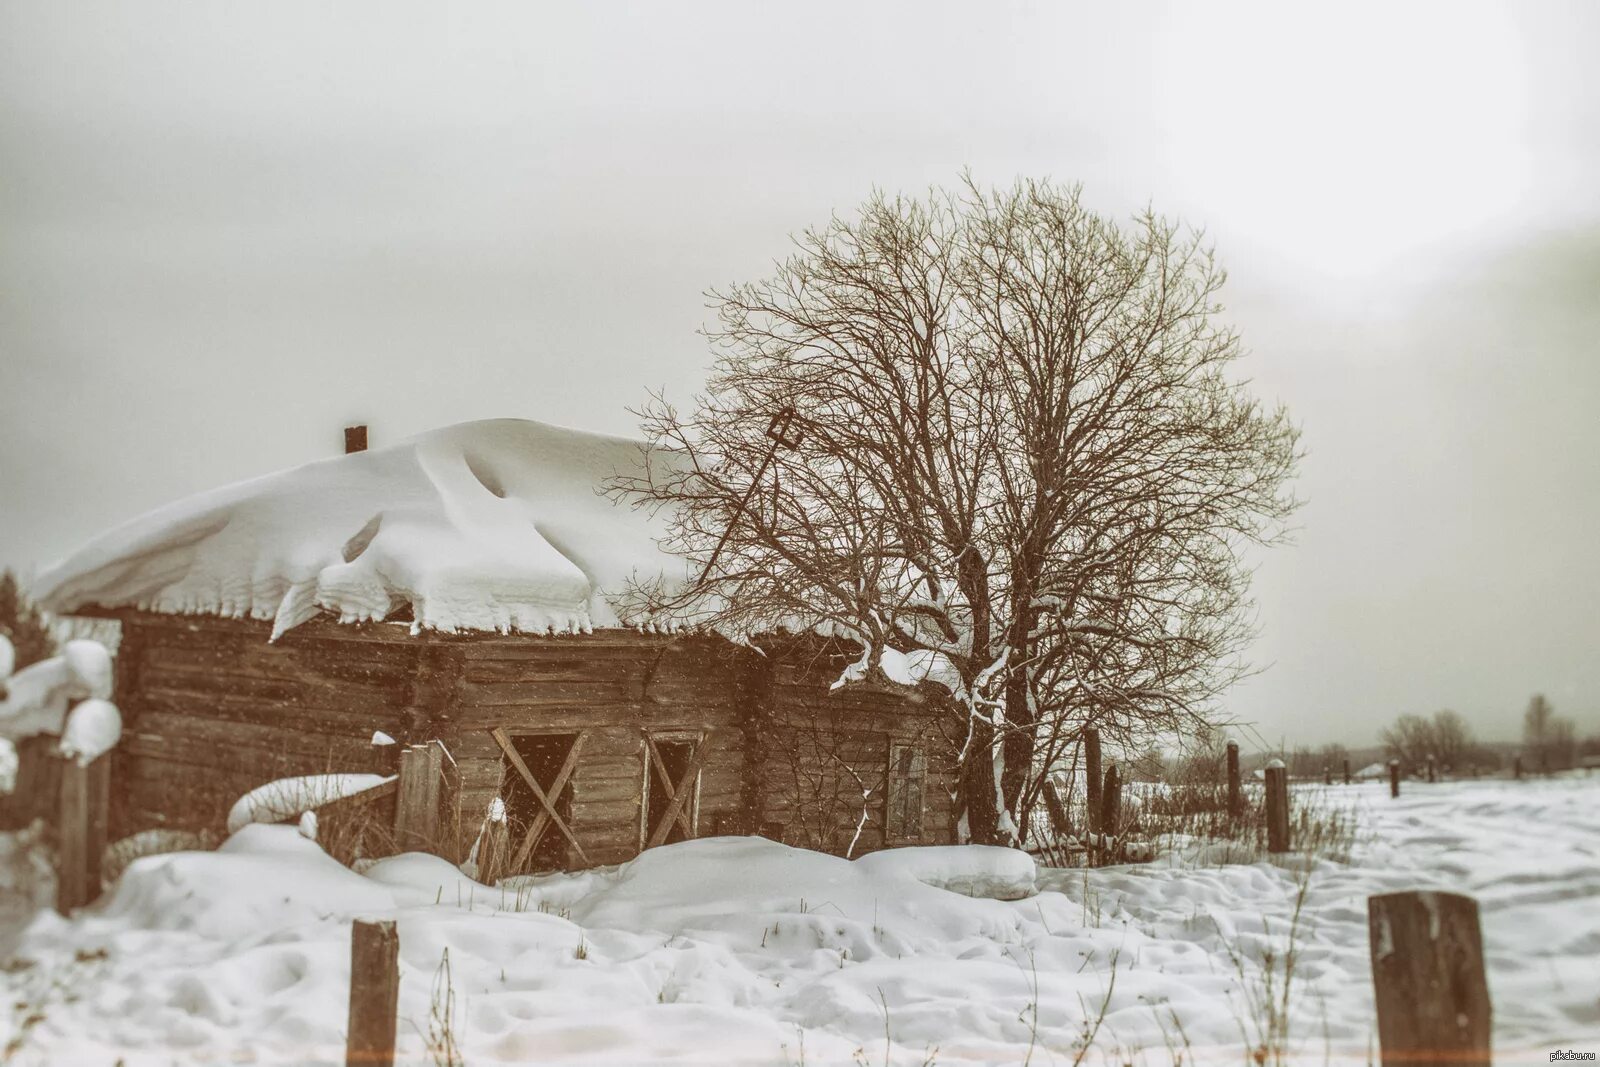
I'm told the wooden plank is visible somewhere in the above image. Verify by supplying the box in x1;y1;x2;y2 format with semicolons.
346;920;400;1067
1368;891;1490;1066
394;745;444;851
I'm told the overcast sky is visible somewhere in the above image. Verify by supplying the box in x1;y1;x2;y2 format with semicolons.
2;0;1596;748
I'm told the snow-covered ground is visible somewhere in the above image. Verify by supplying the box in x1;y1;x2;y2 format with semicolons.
0;775;1595;1065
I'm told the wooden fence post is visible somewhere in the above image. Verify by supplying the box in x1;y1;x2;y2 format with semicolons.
1226;740;1241;816
1041;776;1071;841
394;740;459;857
1100;762;1120;835
1367;891;1490;1067
1426;756;1437;784
1264;759;1290;853
56;754;111;913
1512;755;1521;781
1323;766;1332;786
1343;758;1351;785
1389;759;1401;799
347;919;400;1067
1084;728;1102;835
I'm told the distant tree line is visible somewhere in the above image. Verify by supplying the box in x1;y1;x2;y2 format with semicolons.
1373;695;1593;775
1522;694;1581;772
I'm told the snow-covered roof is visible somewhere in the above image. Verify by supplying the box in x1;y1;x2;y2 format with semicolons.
34;419;689;639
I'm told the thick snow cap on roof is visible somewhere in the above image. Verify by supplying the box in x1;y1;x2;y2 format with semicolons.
35;419;688;639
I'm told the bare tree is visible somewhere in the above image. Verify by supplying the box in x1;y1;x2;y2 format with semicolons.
1524;694;1578;771
614;177;1300;844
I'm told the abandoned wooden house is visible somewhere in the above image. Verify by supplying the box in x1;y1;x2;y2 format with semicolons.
34;419;960;872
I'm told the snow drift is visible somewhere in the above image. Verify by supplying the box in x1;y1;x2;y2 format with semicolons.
33;419;690;638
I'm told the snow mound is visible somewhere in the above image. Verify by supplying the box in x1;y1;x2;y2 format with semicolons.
33;419;691;638
225;773;393;835
853;844;1037;900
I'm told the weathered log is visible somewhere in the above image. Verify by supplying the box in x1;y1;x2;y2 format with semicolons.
346;919;399;1066
1367;891;1490;1067
1265;760;1290;853
57;755;111;913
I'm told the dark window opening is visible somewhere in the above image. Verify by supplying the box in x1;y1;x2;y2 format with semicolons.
646;738;697;846
501;732;577;873
885;742;927;843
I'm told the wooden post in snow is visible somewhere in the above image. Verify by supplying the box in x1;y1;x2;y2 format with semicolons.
1367;891;1490;1067
1226;740;1241;817
1323;766;1332;786
1512;755;1522;781
1084;727;1102;834
1264;760;1290;853
1389;759;1401;799
1100;762;1120;836
394;741;458;857
1426;755;1437;784
1343;758;1351;785
1041;776;1071;841
56;754;111;913
346;919;400;1067
345;425;368;454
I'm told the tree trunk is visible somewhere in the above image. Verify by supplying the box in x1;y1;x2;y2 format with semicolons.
959;712;1004;845
999;657;1035;829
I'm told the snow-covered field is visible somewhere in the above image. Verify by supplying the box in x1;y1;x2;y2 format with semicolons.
1;775;1595;1065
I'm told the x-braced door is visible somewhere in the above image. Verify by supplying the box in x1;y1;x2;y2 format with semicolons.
491;726;591;872
643;730;713;849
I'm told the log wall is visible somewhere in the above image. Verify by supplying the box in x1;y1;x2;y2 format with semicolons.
106;612;960;868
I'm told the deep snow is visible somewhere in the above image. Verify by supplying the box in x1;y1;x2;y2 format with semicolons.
32;420;690;638
0;776;1595;1065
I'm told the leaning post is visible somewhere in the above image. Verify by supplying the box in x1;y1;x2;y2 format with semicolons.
1264;759;1290;853
1367;891;1490;1067
1225;740;1241;817
347;919;400;1067
1084;727;1103;835
56;754;111;913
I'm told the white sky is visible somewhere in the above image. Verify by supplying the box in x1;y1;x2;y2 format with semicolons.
2;0;1597;747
